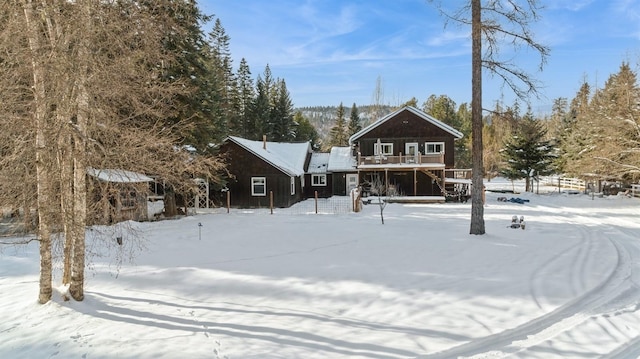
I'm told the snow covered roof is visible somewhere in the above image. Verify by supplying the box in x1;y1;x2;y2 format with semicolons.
307;153;330;174
349;106;463;145
87;168;153;183
327;147;357;172
226;136;311;177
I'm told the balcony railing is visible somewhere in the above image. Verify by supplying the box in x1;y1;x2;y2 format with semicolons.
357;152;444;166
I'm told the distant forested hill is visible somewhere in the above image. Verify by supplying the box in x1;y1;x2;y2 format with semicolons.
295;105;394;142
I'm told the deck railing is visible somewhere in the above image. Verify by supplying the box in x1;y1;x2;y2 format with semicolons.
357;152;444;166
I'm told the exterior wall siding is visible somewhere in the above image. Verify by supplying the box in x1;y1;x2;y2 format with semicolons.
354;111;456;168
220;141;302;208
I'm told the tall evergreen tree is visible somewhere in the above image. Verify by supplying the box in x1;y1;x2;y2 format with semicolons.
327;102;348;148
234;58;255;138
270;79;295;142
248;65;276;140
348;103;362;137
500;112;556;192
249;74;271;140
207;18;236;142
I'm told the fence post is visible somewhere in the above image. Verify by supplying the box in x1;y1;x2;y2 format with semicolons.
270;191;273;214
351;190;354;212
226;190;230;213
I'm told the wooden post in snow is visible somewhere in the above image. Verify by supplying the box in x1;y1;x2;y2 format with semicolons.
226;190;230;213
270;191;273;214
314;191;318;214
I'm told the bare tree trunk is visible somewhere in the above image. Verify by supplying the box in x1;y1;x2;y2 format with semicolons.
164;190;178;217
69;0;91;301
469;0;485;235
60;118;74;286
22;0;54;303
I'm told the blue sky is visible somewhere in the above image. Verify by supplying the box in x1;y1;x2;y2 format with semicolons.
198;0;640;114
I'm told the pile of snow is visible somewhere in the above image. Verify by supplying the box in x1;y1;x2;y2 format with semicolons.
2;179;640;358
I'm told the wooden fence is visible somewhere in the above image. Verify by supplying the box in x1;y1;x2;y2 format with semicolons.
541;176;586;191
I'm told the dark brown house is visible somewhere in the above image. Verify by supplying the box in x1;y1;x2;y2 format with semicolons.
349;106;466;198
219;136;312;208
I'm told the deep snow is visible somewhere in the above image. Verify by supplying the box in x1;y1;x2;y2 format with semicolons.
1;179;640;359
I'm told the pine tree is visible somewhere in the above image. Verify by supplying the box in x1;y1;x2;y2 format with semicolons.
235;58;255;138
270;79;295;142
348;103;362;137
207;18;237;142
500;112;556;192
327;102;348;149
249;75;271;141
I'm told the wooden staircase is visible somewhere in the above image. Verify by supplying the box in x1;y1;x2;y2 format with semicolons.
420;169;446;196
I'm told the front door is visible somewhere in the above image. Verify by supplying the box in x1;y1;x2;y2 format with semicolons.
346;174;358;194
405;143;419;163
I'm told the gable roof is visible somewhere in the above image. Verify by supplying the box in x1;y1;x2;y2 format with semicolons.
327;147;357;172
348;106;464;145
307;153;330;174
225;136;311;177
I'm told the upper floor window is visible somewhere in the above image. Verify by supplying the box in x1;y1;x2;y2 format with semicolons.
425;142;445;154
374;142;393;156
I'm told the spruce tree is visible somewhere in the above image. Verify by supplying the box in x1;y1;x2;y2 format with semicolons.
207;18;237;142
348;103;362;137
327;102;348;149
235;58;255;139
500;113;556;192
270;79;295;142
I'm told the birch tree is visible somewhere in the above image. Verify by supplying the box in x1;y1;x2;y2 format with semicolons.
1;0;225;303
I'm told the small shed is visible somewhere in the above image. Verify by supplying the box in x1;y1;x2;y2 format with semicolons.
87;168;154;224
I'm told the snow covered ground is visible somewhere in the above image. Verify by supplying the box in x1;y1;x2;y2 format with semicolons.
1;179;640;359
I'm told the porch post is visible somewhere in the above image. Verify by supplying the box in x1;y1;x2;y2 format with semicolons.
385;169;389;191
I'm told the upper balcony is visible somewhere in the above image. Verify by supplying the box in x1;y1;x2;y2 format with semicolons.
357;152;445;168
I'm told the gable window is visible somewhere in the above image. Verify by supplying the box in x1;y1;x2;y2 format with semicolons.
374;142;393;156
312;174;327;186
290;177;296;195
425;142;445;154
251;177;266;196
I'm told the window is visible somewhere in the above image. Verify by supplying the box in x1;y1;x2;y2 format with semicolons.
425;142;445;154
374;142;393;155
251;177;266;196
290;177;296;195
312;174;327;186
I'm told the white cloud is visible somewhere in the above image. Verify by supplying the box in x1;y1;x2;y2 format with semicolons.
425;29;469;47
546;0;596;11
